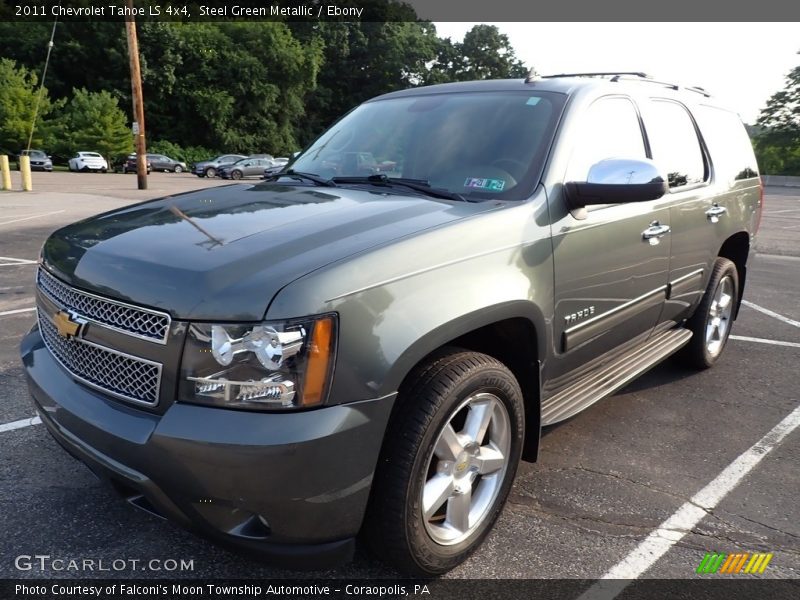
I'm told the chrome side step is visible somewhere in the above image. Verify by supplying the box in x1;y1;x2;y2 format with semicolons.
541;328;692;425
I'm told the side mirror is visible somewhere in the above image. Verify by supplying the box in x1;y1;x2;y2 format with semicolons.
292;151;300;158
566;158;668;208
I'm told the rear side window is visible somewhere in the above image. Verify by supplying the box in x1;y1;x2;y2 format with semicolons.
694;105;759;182
565;96;646;182
645;100;707;189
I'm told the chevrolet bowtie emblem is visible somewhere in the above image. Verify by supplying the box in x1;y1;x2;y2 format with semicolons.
53;310;85;339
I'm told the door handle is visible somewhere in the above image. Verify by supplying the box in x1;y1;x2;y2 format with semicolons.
642;221;671;244
705;204;727;223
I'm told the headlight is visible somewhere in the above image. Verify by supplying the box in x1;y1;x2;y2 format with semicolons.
179;315;336;410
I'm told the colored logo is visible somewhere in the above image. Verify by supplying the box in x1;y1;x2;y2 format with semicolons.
696;552;773;574
53;310;85;339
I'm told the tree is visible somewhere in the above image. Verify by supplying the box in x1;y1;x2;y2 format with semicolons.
0;58;53;152
755;62;800;175
426;25;529;84
53;88;133;162
288;21;441;145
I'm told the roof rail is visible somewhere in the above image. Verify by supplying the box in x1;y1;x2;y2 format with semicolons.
541;72;650;79
539;72;712;97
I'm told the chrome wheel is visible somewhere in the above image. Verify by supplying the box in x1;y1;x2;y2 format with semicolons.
421;392;511;546
705;275;734;356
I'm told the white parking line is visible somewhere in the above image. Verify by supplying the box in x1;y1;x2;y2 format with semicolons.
0;210;65;227
0;256;37;264
731;335;800;349
0;416;42;434
0;307;36;317
577;405;800;600
742;300;800;329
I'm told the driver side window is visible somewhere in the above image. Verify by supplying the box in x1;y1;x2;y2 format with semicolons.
565;96;647;183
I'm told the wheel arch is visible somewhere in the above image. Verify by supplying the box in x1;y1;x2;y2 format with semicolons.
384;301;545;462
717;231;750;319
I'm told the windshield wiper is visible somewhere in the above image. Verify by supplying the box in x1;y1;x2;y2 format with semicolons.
265;169;337;187
332;174;470;202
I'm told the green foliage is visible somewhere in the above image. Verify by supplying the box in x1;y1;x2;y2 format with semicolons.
52;88;133;162
0;58;53;153
426;25;528;85
755;64;800;175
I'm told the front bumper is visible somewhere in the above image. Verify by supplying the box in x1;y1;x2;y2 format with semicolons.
20;326;395;568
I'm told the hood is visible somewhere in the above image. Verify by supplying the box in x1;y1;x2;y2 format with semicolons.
42;183;497;321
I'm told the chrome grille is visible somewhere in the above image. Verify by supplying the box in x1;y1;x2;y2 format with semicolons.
37;268;170;343
38;312;162;406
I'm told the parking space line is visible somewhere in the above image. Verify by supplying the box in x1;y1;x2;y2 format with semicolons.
731;335;800;349
577;405;800;599
0;256;37;264
0;210;65;226
0;416;42;434
742;300;800;329
0;307;36;317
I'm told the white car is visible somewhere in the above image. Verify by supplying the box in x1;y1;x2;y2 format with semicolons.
68;152;108;173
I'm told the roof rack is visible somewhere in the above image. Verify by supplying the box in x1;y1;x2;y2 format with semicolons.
540;72;650;79
536;72;711;97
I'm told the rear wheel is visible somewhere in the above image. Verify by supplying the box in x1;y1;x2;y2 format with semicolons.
678;257;739;369
364;349;524;575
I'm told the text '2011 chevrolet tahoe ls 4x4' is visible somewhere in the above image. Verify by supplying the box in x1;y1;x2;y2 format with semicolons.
21;73;762;575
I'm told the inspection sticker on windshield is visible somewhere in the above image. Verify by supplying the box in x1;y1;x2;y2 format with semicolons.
464;177;506;192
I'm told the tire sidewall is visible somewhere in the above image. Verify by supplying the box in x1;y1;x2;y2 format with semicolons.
403;367;524;573
695;259;739;366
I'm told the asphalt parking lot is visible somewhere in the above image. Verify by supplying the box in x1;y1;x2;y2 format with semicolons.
0;172;798;582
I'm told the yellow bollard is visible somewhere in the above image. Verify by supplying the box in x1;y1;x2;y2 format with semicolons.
0;155;11;191
20;155;32;191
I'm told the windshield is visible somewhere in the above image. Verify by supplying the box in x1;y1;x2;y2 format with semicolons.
291;90;564;200
82;153;101;158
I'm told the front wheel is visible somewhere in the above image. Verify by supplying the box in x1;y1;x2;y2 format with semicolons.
231;170;243;180
363;349;524;575
205;167;216;178
174;165;183;173
678;257;739;369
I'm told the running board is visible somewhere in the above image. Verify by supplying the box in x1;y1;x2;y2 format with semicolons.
541;328;692;425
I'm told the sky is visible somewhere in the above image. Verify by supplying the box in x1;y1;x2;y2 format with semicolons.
433;22;799;124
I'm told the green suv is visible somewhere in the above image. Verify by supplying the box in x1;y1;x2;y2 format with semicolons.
21;73;762;575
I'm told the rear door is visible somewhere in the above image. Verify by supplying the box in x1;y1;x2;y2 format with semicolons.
639;99;713;324
548;95;671;385
653;103;761;324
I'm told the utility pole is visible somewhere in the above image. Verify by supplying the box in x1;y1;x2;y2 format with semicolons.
124;0;147;190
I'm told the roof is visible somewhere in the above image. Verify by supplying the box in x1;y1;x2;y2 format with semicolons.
371;73;718;105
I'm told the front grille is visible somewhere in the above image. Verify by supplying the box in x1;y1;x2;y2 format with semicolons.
37;268;170;343
38;312;162;406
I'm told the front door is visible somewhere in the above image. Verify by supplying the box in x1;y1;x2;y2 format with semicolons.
546;95;671;387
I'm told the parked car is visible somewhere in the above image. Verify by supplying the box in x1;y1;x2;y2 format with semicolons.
262;157;290;178
22;74;762;575
67;152;108;173
219;157;275;180
121;154;152;174
193;154;247;178
146;153;188;173
17;149;53;172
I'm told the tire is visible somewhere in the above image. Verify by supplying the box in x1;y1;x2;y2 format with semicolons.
678;257;739;369
363;349;525;575
174;165;183;173
205;167;216;178
231;170;243;180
